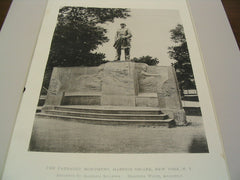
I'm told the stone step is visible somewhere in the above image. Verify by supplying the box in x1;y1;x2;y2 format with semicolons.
54;106;163;115
36;113;175;128
44;110;169;120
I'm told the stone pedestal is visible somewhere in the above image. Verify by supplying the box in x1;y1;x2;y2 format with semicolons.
156;66;186;125
43;62;186;125
101;62;137;106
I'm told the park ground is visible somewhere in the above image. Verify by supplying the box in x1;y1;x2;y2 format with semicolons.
29;114;208;153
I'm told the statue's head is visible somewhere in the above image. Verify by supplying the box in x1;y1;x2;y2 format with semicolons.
120;23;126;28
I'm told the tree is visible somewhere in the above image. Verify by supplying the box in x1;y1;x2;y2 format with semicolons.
48;7;130;68
131;56;159;66
41;7;130;93
168;24;196;96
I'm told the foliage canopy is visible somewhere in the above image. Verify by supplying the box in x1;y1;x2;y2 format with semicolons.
168;24;196;94
131;56;159;66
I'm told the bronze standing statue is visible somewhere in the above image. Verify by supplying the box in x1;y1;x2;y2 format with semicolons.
113;23;132;61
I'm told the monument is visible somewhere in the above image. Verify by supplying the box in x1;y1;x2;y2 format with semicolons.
39;62;186;126
114;23;132;61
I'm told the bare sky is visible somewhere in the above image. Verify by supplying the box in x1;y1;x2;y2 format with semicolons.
95;9;182;65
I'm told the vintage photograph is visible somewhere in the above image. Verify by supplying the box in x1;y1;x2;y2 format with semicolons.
29;7;209;153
